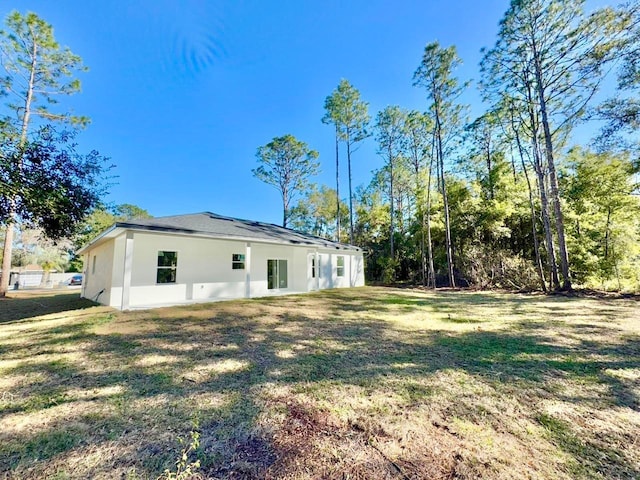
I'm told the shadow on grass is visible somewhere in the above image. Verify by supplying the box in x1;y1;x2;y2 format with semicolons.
0;292;96;323
1;288;639;478
537;413;634;479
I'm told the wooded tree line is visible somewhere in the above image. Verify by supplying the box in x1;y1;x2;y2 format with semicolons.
2;2;639;296
256;0;640;291
0;11;110;296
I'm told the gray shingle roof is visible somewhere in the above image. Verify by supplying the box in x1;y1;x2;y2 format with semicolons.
114;212;361;251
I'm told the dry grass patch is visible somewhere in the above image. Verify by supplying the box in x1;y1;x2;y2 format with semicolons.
0;287;638;479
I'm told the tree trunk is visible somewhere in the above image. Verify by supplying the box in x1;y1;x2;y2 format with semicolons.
0;35;37;297
516;133;547;292
435;108;455;288
523;75;560;290
0;226;15;295
533;145;560;290
389;144;395;260
334;126;340;242
346;135;354;245
420;207;427;287
439;147;455;288
486;137;494;200
509;145;518;183
539;111;571;290
532;46;571;290
613;245;621;291
526;174;548;293
39;268;51;288
282;186;288;228
604;206;611;260
412;152;427;287
426;147;436;288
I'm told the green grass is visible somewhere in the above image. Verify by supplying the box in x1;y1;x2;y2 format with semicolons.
0;287;638;479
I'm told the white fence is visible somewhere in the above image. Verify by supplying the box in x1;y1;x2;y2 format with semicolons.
8;272;81;289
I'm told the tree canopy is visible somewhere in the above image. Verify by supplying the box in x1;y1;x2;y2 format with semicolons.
275;1;640;292
322;80;370;244
0;11;105;295
252;134;320;228
0;127;110;238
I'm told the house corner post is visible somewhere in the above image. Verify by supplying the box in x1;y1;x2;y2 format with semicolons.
81;253;88;299
245;242;252;298
350;252;354;288
121;231;134;310
315;249;319;291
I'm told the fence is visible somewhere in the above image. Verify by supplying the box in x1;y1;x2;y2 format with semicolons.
7;271;81;289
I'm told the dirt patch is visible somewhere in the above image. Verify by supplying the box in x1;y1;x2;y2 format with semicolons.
259;397;462;480
207;435;276;479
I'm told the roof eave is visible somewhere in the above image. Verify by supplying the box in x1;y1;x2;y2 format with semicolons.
76;224;123;255
98;222;361;251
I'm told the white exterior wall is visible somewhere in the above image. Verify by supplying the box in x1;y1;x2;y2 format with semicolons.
249;243;299;298
307;251;319;292
128;233;247;308
314;251;365;290
318;253;332;289
108;234;126;308
352;251;365;287
82;230;365;309
82;239;115;305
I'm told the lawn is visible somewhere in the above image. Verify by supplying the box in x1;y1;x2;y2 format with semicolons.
0;287;638;479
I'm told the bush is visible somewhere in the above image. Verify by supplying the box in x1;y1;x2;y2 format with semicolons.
461;246;541;290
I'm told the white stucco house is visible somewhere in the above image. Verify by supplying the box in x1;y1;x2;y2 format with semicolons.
77;212;365;310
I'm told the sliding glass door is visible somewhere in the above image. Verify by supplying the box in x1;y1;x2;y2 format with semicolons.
267;259;288;289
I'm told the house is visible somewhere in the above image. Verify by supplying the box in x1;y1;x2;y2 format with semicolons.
77;212;365;310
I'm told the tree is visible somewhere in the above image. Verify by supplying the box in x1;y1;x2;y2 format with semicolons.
0;127;110;279
9;226;74;284
354;173;392;282
374;106;406;265
485;88;563;290
0;11;88;296
564;148;640;289
322;92;342;241
74;203;152;248
113;204;151;221
404;110;436;287
595;2;640;149
65;203;150;271
322;80;370;244
501;99;549;291
252;134;319;228
289;184;348;240
482;0;630;289
414;42;467;288
12;226;72;271
456;105;542;290
466;112;505;201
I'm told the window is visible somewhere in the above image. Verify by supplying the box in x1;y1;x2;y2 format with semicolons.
267;259;288;289
311;257;316;278
157;251;177;283
92;255;97;274
337;256;345;277
232;253;245;270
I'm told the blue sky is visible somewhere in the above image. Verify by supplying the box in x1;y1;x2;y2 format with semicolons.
9;1;612;225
